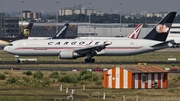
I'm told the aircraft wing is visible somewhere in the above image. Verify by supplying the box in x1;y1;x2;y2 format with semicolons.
74;42;111;54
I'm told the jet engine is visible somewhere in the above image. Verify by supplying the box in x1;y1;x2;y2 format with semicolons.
59;50;80;59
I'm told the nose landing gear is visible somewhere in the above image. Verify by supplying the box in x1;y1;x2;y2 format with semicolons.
15;55;21;63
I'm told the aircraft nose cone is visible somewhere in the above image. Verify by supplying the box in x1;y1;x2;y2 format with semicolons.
3;46;10;52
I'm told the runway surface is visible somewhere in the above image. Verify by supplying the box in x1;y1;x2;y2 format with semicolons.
0;60;180;73
0;61;180;64
0;48;180;72
1;65;180;73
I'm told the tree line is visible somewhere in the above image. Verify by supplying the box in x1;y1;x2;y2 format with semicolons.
45;13;180;23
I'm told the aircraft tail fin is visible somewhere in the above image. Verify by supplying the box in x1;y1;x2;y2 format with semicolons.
127;23;143;39
16;23;33;39
51;23;69;39
143;12;176;41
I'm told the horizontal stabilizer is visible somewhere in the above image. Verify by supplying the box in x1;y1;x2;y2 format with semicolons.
151;40;174;47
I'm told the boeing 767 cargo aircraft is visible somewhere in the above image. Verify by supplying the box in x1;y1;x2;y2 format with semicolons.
4;12;176;63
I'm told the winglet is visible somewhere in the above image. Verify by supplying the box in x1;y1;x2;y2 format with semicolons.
51;23;69;39
143;12;176;41
16;23;33;39
127;23;143;39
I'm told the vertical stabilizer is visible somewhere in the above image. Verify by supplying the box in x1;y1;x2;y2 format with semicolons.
127;24;143;39
143;12;176;41
16;23;33;39
51;23;69;39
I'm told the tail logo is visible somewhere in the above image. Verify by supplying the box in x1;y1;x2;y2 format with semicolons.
56;26;67;37
156;24;169;33
23;29;30;36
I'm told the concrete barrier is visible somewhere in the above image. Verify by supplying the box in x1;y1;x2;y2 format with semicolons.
168;58;176;61
19;58;37;62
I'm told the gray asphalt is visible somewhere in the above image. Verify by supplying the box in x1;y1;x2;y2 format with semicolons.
1;48;180;72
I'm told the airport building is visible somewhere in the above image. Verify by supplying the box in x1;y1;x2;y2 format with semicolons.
103;66;168;89
22;10;41;20
59;6;102;16
28;22;146;38
1;20;180;38
0;13;19;37
20;22;78;38
0;13;5;37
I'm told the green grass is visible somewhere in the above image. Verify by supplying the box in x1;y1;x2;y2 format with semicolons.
0;70;178;101
1;49;180;63
0;96;42;101
0;71;178;101
0;49;180;101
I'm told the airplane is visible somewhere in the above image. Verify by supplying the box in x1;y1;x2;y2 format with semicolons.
126;23;143;39
76;23;143;39
28;23;69;40
0;23;33;48
3;12;176;63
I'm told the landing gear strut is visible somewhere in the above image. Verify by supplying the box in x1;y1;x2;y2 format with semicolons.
15;55;20;63
84;53;95;63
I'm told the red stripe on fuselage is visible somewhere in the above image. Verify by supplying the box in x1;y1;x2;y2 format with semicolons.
14;46;143;50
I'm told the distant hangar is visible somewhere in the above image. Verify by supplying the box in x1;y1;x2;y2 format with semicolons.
20;22;180;38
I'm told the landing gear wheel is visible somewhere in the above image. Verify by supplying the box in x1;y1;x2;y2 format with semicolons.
90;58;95;63
85;58;89;63
85;58;95;63
16;59;21;63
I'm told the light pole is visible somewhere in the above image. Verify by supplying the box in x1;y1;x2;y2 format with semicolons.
119;3;123;37
20;0;24;31
56;1;59;33
88;2;92;36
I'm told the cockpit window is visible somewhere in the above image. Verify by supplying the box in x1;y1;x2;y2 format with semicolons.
8;44;13;46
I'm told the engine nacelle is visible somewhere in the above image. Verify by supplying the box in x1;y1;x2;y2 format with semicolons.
59;50;79;59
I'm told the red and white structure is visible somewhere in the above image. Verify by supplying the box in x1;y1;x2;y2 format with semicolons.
104;66;168;89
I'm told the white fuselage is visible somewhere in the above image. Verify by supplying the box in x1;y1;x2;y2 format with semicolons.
4;39;171;56
76;37;128;39
28;37;50;40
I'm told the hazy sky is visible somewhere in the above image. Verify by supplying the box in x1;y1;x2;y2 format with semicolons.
1;0;180;13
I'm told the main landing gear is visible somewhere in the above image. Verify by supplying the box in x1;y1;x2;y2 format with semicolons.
84;53;95;63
